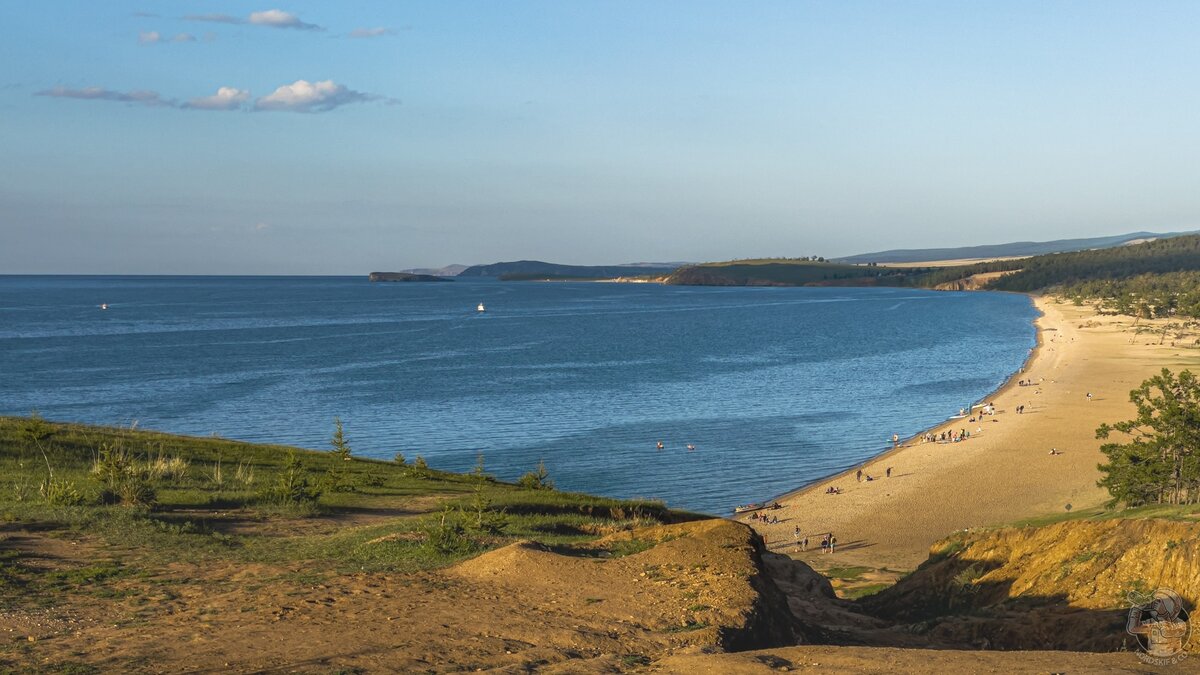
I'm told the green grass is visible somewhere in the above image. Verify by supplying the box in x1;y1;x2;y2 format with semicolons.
1009;502;1200;529
823;565;871;581
0;416;704;578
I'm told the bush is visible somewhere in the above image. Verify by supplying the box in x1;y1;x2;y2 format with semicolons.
92;444;156;508
421;509;478;556
410;455;429;477
393;452;406;466
259;451;322;507
517;460;554;491
145;454;190;483
40;477;86;506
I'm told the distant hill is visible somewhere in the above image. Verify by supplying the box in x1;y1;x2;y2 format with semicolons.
837;230;1199;264
368;272;453;283
399;264;469;277
665;259;917;287
457;260;681;279
918;233;1200;293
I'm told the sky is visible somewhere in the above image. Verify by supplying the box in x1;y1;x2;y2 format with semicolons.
2;1;1200;274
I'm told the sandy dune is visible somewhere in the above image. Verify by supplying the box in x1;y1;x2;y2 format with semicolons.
743;297;1200;571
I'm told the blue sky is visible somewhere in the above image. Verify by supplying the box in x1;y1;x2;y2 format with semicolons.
2;1;1200;274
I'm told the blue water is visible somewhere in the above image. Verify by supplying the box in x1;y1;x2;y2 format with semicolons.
0;276;1037;515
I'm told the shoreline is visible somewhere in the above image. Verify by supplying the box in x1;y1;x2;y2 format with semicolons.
741;294;1199;570
763;291;1046;508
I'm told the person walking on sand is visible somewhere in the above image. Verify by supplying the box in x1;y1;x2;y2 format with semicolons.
801;536;808;552
856;469;863;482
886;466;892;478
829;535;837;554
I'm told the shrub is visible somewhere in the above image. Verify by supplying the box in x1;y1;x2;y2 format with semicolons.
92;444;156;508
145;455;190;483
40;477;86;506
517;460;554;491
410;455;429;477
421;509;478;556
393;452;406;466
260;451;322;507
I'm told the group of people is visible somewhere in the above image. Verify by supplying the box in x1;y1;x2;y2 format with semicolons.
750;510;780;524
791;527;836;554
854;467;893;482
923;428;972;443
824;485;843;495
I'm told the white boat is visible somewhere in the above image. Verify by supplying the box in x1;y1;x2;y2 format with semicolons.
100;303;108;310
476;302;485;312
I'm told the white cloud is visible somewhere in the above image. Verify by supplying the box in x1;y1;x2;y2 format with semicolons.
254;79;370;113
249;9;320;30
184;86;250;111
172;33;197;43
349;27;393;39
36;86;171;107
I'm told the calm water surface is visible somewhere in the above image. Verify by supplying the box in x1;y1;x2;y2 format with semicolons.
0;276;1037;514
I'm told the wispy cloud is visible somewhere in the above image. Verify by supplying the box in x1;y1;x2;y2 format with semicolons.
38;79;381;114
184;87;250;111
35;86;172;108
184;9;322;30
139;31;197;44
349;27;393;39
183;13;241;25
254;79;370;112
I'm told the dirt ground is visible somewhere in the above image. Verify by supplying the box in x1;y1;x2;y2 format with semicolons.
0;519;796;673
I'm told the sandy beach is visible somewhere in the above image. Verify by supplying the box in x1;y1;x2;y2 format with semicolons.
742;295;1200;571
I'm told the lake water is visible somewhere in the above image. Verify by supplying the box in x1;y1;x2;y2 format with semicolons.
0;276;1037;515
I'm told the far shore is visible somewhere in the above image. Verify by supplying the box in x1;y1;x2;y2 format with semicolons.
741;294;1200;571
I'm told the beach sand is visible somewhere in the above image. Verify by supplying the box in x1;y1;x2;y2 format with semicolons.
742;296;1200;572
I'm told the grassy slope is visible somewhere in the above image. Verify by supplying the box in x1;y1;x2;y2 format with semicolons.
0;416;695;576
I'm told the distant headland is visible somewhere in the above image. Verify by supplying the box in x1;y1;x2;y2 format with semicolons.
368;272;454;282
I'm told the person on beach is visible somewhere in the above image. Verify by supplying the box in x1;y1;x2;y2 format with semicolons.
892;433;899;447
794;526;801;543
1086;392;1093;402
886;466;892;478
801;536;808;552
856;469;863;482
829;535;837;554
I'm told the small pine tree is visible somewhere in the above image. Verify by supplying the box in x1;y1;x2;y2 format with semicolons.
330;417;351;459
412;455;429;475
393;452;407;466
